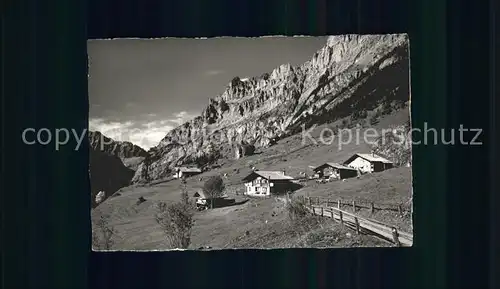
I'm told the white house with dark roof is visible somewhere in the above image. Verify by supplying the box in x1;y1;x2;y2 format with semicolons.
343;153;394;174
173;167;202;179
242;170;295;197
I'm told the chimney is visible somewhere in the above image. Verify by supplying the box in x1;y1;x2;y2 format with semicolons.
281;170;286;176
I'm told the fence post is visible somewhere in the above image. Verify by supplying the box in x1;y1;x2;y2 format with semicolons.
355;217;360;234
398;204;403;216
338;199;341;209
352;200;356;212
392;227;401;247
370;202;375;214
321;207;324;217
339;211;344;227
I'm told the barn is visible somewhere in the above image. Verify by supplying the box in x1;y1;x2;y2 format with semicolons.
312;162;358;180
343;153;394;174
193;190;234;209
174;167;202;179
242;171;296;197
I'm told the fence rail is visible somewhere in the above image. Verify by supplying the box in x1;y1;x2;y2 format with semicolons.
301;196;413;247
303;195;411;215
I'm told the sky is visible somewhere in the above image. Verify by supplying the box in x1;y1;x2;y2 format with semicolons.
88;36;328;150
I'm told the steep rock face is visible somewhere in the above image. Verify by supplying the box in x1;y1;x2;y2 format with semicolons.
371;121;412;166
132;34;410;183
89;131;147;170
89;131;148;159
89;148;135;208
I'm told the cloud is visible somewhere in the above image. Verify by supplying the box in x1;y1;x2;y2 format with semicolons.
205;69;225;76
171;111;197;125
88;111;198;150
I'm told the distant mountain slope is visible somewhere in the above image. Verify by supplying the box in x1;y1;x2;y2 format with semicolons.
132;34;410;184
89;130;147;159
89;148;135;208
89;131;147;170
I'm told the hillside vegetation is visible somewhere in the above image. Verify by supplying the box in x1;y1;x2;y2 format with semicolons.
91;110;413;250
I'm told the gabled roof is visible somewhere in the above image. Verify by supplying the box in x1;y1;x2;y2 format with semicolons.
313;162;358;171
344;153;393;165
178;167;202;173
193;191;207;198
193;190;228;199
242;170;294;182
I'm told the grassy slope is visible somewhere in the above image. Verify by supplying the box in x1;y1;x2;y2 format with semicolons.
91;108;412;250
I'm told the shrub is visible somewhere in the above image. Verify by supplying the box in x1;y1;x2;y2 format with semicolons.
285;196;308;223
155;198;195;249
92;215;116;250
284;196;326;238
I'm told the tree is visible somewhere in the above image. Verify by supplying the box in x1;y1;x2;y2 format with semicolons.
180;179;195;211
202;176;225;209
92;215;116;250
155;200;195;249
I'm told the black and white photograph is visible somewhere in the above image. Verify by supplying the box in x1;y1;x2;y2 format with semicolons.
89;34;413;250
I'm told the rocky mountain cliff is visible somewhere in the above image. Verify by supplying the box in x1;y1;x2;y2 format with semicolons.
89;131;147;170
89;131;148;159
132;34;410;184
371;121;412;167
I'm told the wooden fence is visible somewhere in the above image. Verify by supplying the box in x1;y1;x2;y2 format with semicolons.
300;196;413;247
303;195;411;215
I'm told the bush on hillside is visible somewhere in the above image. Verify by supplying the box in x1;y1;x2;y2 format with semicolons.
92;214;116;250
285;196;308;223
155;195;195;249
202;176;226;208
283;196;326;239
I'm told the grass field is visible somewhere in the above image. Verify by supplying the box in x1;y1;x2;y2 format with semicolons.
91;109;412;250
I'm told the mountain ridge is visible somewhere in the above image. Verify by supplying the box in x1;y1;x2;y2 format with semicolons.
132;34;410;184
88;130;148;158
